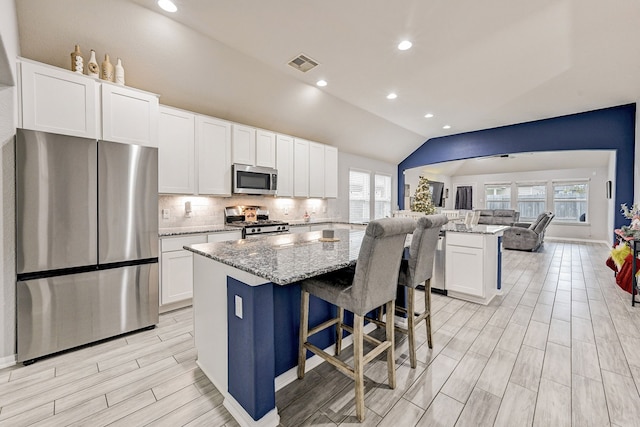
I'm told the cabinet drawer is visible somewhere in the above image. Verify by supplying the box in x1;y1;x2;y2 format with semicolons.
161;235;207;252
446;232;484;249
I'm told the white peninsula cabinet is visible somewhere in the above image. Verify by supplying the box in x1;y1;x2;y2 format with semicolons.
158;105;231;196
445;226;506;305
18;58;159;146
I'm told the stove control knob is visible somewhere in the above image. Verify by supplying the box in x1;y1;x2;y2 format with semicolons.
251;228;256;233
257;228;261;233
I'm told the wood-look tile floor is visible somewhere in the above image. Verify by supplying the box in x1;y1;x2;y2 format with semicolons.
1;241;639;426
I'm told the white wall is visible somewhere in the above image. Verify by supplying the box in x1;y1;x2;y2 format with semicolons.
0;0;19;367
336;151;398;222
451;166;610;242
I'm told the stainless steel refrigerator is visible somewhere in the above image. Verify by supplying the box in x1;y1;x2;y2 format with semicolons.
15;129;159;363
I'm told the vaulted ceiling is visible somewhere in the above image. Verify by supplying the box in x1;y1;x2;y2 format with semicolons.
14;0;640;165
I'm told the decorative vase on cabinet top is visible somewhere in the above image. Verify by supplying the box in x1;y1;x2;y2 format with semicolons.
101;54;114;82
115;58;125;85
87;50;99;78
70;45;83;74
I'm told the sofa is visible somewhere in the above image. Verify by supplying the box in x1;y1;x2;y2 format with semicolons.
476;209;520;226
502;212;555;251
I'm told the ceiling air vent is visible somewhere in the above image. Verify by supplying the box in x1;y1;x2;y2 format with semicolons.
287;54;319;73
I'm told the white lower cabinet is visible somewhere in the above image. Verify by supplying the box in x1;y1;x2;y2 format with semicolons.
160;231;243;310
160;235;207;307
290;225;311;233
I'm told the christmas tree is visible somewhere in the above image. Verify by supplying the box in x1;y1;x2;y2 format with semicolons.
413;176;436;214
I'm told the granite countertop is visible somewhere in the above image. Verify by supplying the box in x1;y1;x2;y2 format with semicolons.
443;223;509;235
159;225;241;237
184;229;365;285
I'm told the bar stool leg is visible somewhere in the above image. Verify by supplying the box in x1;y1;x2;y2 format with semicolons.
336;307;344;355
407;288;417;369
298;290;310;379
425;279;433;348
386;300;396;389
353;313;365;422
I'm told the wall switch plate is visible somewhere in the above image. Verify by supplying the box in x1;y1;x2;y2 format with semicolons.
284;207;289;215
162;209;170;219
235;295;243;319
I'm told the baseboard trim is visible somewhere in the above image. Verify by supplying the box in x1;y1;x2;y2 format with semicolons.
0;354;17;369
545;237;609;245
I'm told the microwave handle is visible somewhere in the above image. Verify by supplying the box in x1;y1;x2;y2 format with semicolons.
272;174;277;191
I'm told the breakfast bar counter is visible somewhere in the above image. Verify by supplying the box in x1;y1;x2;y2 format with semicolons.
184;229;369;427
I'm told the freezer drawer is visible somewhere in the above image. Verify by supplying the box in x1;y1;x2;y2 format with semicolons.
17;263;158;362
98;140;158;264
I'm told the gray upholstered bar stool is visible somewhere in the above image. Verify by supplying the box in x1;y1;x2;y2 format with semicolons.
396;214;448;368
297;217;416;422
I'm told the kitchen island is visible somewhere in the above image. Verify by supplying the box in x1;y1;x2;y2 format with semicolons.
185;229;368;427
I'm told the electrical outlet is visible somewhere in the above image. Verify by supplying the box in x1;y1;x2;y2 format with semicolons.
284;207;289;215
235;295;243;319
322;206;327;213
162;209;170;219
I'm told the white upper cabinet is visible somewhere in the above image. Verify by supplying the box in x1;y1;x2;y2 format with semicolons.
256;129;276;168
101;84;159;147
293;138;309;198
275;134;294;197
308;141;325;198
196;115;232;196
158;106;195;194
19;59;99;139
231;124;256;166
324;145;338;198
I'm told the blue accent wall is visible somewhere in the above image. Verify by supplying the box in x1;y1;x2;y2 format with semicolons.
227;277;275;421
398;104;636;233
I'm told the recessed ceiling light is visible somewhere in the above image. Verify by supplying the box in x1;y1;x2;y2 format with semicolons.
158;0;177;12
443;125;451;129
424;113;434;118
316;80;327;87
386;93;397;100
398;40;412;51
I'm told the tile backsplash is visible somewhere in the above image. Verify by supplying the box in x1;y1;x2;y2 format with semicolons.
159;195;340;228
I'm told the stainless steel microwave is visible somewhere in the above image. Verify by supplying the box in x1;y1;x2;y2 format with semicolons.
232;164;278;195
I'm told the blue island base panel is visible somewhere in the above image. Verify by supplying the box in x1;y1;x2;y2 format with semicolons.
227;277;276;421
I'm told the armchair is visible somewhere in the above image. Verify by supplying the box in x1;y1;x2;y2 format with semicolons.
502;212;554;251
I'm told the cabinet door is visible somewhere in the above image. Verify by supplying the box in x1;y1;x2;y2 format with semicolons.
293;138;309;198
196;115;232;195
324;146;338;198
445;244;484;297
19;60;99;139
290;225;311;233
231;124;256;165
256;129;276;168
161;250;194;304
275;134;294;197
158;106;195;194
101;84;159;147
308;142;325;198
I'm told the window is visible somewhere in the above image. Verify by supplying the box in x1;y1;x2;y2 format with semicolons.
485;184;511;209
553;182;588;222
374;174;392;219
517;184;546;221
349;170;370;223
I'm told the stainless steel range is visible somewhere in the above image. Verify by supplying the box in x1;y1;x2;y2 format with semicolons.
225;206;290;238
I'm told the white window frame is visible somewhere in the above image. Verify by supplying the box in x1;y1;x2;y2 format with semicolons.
374;173;392;220
484;183;512;210
349;169;371;223
516;182;547;221
349;169;394;223
552;180;589;223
